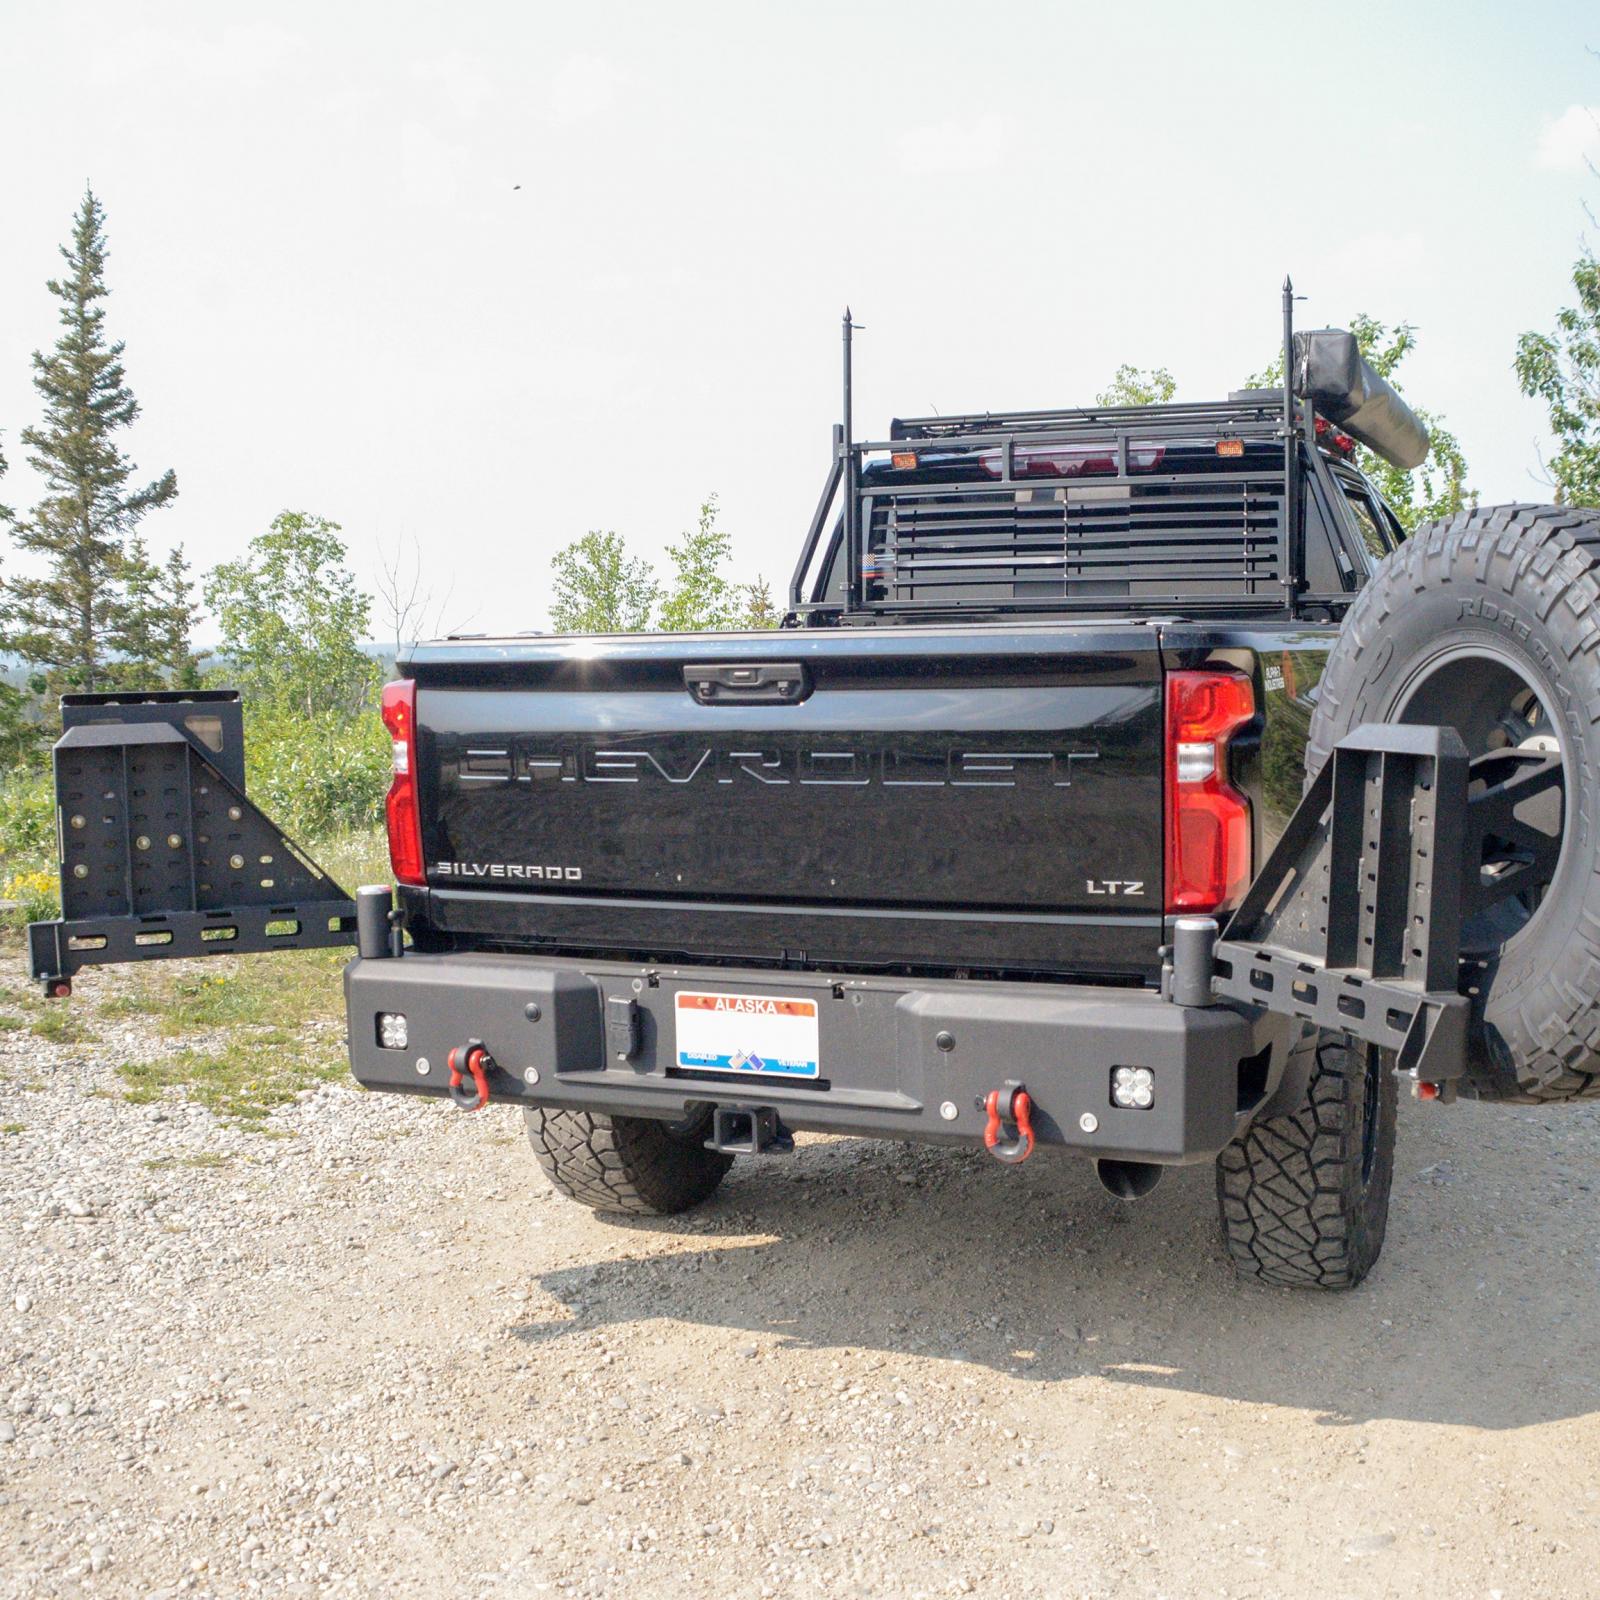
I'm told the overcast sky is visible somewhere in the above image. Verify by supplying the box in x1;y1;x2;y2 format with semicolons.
3;1;1598;641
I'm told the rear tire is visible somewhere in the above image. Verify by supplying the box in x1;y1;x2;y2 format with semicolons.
524;1107;732;1217
1308;502;1600;1102
1216;1029;1396;1290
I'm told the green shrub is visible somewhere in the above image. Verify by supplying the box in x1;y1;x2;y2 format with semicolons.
244;707;390;842
313;830;393;891
0;769;55;872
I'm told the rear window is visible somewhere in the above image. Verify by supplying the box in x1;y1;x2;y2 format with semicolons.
1334;471;1398;563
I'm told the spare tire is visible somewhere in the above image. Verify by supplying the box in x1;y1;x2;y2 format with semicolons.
1307;502;1600;1103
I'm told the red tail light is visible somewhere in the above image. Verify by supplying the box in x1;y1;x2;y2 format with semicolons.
1165;669;1254;915
380;679;425;887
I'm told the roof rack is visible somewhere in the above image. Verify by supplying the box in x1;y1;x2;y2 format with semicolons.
889;394;1287;442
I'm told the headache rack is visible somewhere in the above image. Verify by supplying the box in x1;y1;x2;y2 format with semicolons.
862;421;1289;612
789;285;1338;623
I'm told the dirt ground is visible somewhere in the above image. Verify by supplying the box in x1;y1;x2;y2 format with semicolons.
3;946;1600;1598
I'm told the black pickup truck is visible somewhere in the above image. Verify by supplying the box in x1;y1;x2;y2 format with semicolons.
29;295;1600;1289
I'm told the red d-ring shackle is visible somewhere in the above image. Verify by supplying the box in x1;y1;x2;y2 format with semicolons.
983;1082;1034;1164
447;1044;491;1111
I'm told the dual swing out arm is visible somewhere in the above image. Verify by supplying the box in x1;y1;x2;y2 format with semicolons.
1173;723;1483;1094
25;700;1495;1103
25;691;356;995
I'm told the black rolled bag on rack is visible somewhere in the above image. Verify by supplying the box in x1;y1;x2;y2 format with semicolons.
1293;327;1430;470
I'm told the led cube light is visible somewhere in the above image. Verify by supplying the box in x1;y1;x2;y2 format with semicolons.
378;1012;409;1051
1111;1065;1154;1110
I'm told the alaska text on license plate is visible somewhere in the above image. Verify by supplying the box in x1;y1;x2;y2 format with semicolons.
673;991;820;1078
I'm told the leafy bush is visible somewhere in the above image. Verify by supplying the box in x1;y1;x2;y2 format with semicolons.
244;707;391;842
205;512;380;720
0;770;55;871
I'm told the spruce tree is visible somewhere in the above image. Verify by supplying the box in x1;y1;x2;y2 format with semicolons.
115;535;199;689
742;576;780;629
159;547;202;687
4;187;179;693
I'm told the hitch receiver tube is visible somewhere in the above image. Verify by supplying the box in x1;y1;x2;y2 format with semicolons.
705;1105;794;1156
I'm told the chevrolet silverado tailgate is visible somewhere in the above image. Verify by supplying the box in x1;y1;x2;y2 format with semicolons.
406;626;1164;977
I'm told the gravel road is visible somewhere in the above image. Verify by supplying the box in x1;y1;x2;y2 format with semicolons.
4;949;1600;1598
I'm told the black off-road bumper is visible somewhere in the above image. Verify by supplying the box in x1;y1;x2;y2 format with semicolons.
344;952;1284;1165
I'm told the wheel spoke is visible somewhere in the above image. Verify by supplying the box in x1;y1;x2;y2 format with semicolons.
1465;750;1564;916
1473;839;1563;912
1494;710;1536;748
1468;750;1562;827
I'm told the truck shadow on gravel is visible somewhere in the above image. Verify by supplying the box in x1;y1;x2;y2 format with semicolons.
512;1105;1600;1432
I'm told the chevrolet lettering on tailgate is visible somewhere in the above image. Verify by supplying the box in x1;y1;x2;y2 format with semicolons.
455;742;1101;788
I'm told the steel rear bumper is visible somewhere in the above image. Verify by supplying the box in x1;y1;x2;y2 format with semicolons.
344;952;1281;1164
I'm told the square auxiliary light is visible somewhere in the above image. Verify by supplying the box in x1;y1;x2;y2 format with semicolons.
377;1012;409;1051
1110;1065;1154;1110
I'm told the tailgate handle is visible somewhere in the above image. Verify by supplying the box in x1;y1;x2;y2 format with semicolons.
684;663;810;705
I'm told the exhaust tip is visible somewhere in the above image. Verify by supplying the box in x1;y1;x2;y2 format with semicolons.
1096;1158;1164;1202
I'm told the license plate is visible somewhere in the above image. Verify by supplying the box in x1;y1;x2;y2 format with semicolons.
673;990;820;1079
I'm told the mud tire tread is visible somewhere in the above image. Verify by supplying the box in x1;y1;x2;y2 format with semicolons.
1216;1031;1395;1289
523;1108;732;1216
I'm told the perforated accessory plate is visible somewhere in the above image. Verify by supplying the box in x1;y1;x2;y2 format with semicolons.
28;706;356;985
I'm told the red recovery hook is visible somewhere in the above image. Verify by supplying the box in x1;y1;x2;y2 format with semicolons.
447;1043;492;1112
983;1082;1034;1165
